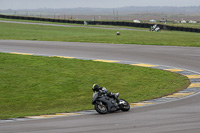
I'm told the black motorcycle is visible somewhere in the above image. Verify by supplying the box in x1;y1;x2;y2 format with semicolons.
92;87;130;114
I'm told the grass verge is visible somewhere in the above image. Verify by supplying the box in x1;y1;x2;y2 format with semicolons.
0;53;190;119
0;21;200;47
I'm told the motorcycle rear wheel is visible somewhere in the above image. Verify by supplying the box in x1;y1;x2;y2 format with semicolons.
94;103;108;114
119;99;130;111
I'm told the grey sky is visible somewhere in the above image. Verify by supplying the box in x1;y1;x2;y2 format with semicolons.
0;0;200;10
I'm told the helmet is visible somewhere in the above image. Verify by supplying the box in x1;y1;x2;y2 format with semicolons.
92;84;99;92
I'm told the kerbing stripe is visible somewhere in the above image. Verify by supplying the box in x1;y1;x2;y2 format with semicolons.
130;102;154;107
93;59;119;63
186;75;200;79
50;56;75;58
25;113;81;119
164;68;184;72
164;92;195;98
188;83;200;88
131;63;158;67
11;52;33;55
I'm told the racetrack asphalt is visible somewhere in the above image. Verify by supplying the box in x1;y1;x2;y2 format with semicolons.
0;40;200;133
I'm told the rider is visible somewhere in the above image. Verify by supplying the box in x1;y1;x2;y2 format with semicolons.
92;84;107;93
92;84;119;102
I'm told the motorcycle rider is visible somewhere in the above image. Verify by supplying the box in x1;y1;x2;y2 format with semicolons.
92;84;130;113
150;24;160;32
92;84;120;102
92;84;103;92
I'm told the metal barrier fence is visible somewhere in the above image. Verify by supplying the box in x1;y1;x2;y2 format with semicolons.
0;14;199;33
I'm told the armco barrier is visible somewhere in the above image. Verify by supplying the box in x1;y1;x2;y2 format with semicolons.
0;14;199;33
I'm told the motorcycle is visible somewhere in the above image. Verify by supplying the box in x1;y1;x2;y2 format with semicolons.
92;87;130;114
150;24;161;32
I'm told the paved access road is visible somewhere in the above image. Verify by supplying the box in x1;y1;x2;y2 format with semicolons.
0;40;200;133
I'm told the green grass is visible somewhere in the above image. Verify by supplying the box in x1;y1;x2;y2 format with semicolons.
0;53;189;119
0;22;200;47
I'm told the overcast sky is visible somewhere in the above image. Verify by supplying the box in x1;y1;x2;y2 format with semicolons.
0;0;200;10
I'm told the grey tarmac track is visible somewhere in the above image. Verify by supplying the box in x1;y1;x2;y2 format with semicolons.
0;40;200;133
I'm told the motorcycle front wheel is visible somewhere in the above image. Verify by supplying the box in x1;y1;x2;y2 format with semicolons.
94;102;108;114
119;99;130;111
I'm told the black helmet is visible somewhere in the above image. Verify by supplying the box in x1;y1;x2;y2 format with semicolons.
92;84;99;92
